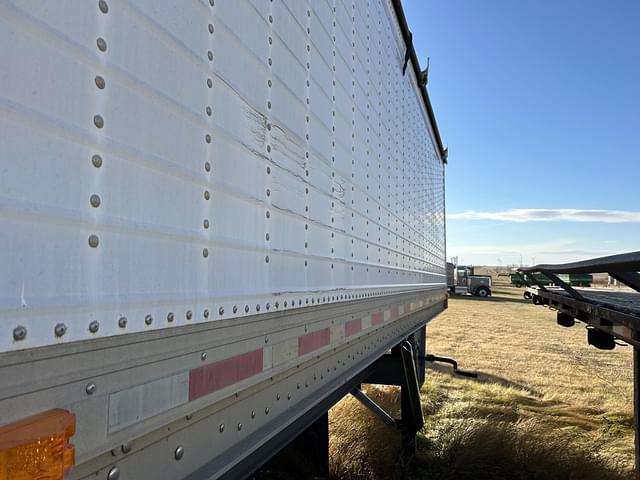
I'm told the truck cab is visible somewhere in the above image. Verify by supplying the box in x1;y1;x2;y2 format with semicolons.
447;264;492;297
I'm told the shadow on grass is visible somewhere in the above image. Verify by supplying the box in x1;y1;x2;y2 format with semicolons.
416;367;633;480
426;363;543;397
451;290;530;305
414;417;629;480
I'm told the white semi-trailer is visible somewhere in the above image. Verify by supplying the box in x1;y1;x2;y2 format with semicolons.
0;1;447;478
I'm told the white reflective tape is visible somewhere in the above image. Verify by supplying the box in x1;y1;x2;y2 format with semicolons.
263;345;273;370
331;324;345;344
108;372;189;432
272;338;298;366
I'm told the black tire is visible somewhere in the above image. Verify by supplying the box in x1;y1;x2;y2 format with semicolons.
475;287;490;298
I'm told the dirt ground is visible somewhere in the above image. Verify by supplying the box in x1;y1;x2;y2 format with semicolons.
329;286;635;479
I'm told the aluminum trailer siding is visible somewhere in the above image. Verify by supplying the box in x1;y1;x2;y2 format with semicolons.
0;1;447;478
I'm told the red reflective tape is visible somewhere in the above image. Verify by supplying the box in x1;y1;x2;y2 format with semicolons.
371;311;384;326
189;349;263;401
345;318;362;337
390;306;399;319
298;328;330;355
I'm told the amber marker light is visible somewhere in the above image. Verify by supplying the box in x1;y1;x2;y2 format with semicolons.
0;409;75;480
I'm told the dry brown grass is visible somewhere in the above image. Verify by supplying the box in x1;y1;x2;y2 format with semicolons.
329;287;635;479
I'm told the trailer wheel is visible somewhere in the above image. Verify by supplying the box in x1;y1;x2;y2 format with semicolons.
475;287;490;298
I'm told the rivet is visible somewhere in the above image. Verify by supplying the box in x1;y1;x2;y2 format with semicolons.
205;161;211;172
276;393;280;400
206;106;212;116
145;314;153;325
86;382;96;395
266;188;270;196
265;233;270;241
117;316;127;328
98;0;109;13
91;154;103;168
251;410;256;419
94;115;104;128
275;301;279;308
107;466;120;480
201;351;207;361
265;255;269;263
219;423;225;432
287;393;291;400
233;305;238;313
89;321;100;333
219;306;224;315
207;51;213;61
90;194;101;208
186;310;193;320
121;442;132;454
266;211;270;219
13;325;27;341
208;24;214;34
237;423;242;431
174;445;184;461
203;219;210;229
203;248;209;258
97;37;107;52
95;76;106;89
205;134;211;143
207;78;213;88
204;309;209;318
167;312;174;322
266;302;270;310
264;335;269;343
265;407;270;415
54;323;67;337
256;304;260;312
204;190;210;200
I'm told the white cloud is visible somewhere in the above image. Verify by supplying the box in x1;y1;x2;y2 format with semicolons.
448;209;640;223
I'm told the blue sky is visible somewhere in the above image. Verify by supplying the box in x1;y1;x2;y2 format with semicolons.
403;0;640;265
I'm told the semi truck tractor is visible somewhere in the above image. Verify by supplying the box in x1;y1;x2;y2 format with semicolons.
0;1;447;478
447;264;492;297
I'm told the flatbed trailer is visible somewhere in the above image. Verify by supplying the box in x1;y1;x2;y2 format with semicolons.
520;252;640;478
0;1;447;479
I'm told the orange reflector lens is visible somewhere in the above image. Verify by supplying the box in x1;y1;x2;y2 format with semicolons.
0;409;75;480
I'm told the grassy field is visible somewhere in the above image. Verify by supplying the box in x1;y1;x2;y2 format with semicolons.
329;287;635;479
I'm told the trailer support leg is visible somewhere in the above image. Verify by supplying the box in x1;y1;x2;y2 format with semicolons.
395;340;425;471
635;345;640;480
